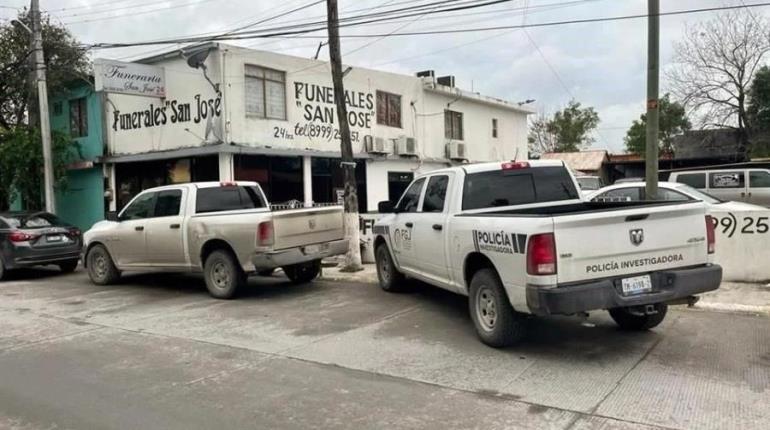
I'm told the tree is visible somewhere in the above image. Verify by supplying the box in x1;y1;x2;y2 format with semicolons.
667;8;770;157
0;9;89;130
747;66;770;157
0;9;86;209
624;94;691;155
0;127;76;210
528;100;599;154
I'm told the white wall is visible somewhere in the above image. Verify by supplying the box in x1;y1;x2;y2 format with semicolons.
710;208;770;282
365;159;449;212
104;56;223;155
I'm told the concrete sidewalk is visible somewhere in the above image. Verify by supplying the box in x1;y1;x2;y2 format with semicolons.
320;262;770;316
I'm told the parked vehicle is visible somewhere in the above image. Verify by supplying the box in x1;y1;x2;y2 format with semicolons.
373;160;722;347
0;211;82;280
668;168;770;207
586;181;765;211
83;181;347;299
575;175;603;191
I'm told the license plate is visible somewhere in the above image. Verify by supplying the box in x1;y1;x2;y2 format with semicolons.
304;244;320;255
46;235;63;242
621;275;652;296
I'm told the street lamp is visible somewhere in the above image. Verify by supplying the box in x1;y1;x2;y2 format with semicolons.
10;19;31;34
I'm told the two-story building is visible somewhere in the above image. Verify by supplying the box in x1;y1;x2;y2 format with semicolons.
98;42;532;214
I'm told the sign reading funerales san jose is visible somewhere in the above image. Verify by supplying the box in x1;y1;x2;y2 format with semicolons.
94;59;166;98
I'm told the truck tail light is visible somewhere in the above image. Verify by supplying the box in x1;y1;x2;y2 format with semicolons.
705;215;715;254
68;228;81;237
527;233;557;275
8;231;39;243
220;181;237;187
257;221;274;247
501;161;530;170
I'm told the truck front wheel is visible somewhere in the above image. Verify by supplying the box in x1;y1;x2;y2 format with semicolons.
609;304;667;330
204;250;246;299
86;245;120;285
283;260;321;284
375;244;405;292
469;269;526;348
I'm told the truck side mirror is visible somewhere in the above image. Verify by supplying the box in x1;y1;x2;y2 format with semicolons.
378;201;395;213
106;211;119;222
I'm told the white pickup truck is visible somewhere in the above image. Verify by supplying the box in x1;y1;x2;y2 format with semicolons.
83;181;347;299
373;160;722;347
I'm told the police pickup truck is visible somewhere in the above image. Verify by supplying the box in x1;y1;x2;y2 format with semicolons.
373;160;721;347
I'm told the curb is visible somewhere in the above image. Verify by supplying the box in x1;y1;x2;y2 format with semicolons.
691;302;770;316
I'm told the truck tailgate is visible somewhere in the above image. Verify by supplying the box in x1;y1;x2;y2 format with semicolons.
271;206;344;251
554;203;709;284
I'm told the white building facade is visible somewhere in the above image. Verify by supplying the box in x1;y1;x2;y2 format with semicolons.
100;42;532;212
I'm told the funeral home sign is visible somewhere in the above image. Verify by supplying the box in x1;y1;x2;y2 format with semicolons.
94;59;166;98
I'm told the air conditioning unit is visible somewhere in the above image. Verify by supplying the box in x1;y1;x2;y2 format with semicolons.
364;136;389;154
396;136;418;156
447;141;467;160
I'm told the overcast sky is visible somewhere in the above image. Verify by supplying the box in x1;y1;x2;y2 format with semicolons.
2;0;769;153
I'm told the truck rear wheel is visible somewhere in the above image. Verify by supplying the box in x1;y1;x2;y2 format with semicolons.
375;244;405;292
609;304;667;330
283;260;321;284
204;250;245;299
58;259;79;273
86;245;120;285
469;268;526;348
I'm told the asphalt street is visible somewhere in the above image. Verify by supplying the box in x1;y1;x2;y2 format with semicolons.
0;268;768;430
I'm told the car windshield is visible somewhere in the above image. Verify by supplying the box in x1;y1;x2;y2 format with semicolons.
0;212;63;229
577;177;602;190
677;184;723;204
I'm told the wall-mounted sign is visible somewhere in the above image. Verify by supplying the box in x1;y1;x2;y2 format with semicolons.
94;59;166;98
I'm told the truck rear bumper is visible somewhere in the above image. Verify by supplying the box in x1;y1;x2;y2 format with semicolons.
526;264;722;316
251;238;348;270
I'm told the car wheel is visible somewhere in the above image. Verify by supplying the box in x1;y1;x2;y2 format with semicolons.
469;268;526;348
0;258;6;281
257;268;275;277
58;259;79;273
609;304;668;331
204;250;246;299
86;245;120;285
375;244;405;292
283;260;321;284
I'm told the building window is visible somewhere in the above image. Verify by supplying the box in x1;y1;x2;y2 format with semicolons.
69;97;88;137
376;91;402;128
492;118;498;138
444;110;463;140
245;65;286;120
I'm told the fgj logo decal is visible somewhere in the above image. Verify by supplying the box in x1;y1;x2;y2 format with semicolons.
393;228;412;251
472;230;527;254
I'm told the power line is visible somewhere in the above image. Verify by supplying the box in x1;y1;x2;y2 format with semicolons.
88;0;512;48
86;1;770;49
55;0;206;19
63;0;218;25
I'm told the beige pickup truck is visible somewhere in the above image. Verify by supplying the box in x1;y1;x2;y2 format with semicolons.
82;181;347;299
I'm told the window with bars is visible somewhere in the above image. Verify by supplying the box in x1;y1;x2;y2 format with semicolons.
245;65;286;120
376;91;402;128
492;118;498;138
69;97;88;137
444;110;463;140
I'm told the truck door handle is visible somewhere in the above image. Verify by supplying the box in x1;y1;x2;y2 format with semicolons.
169;224;180;229
432;224;443;231
405;222;413;228
135;226;144;231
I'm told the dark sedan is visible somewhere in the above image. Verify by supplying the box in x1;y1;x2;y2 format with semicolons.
0;211;82;280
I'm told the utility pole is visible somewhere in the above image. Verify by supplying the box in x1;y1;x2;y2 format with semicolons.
31;0;56;213
326;0;362;272
645;0;659;200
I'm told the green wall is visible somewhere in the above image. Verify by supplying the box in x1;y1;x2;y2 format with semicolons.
49;81;105;230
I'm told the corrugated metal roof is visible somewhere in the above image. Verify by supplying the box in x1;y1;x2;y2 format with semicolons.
540;150;608;171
